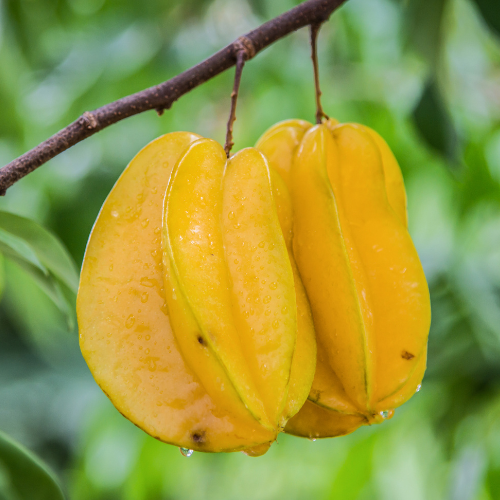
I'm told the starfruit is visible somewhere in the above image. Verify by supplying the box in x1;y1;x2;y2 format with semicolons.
77;132;316;455
256;119;431;439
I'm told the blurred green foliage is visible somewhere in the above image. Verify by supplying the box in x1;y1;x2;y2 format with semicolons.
0;0;500;498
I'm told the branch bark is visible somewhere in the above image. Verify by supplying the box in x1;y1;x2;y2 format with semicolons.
0;0;346;195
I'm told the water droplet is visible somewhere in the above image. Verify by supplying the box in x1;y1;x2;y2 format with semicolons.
141;218;149;228
258;241;265;248
151;187;158;194
109;264;113;271
281;306;288;314
269;243;275;250
380;410;390;419
311;438;317;442
111;210;119;218
140;277;157;287
138;334;142;340
145;348;150;355
154;227;161;235
125;315;135;328
263;295;271;304
265;309;271;316
141;292;149;303
416;384;422;393
145;335;151;341
272;320;279;329
180;448;194;457
270;282;278;290
228;211;235;220
234;259;239;264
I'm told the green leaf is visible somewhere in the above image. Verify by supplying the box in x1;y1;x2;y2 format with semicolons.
0;430;65;500
412;79;459;163
8;256;76;331
0;228;47;275
0;212;79;294
471;0;500;37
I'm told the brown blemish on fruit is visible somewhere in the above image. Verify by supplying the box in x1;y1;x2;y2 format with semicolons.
197;335;205;346
191;431;205;444
401;350;415;360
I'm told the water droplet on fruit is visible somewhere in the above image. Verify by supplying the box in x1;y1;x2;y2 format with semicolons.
380;410;390;419
228;212;235;220
141;292;149;303
125;315;135;328
140;277;156;287
180;448;194;457
270;282;278;290
141;219;149;228
272;320;279;329
154;227;161;235
258;241;265;248
416;384;421;393
263;296;271;304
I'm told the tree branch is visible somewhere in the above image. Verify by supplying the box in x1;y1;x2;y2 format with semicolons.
0;0;346;195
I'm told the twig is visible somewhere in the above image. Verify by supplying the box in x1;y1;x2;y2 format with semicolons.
310;23;329;124
224;42;249;158
0;0;347;195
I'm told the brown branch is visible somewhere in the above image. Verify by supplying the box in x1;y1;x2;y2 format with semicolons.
310;23;329;124
224;41;249;158
0;0;347;195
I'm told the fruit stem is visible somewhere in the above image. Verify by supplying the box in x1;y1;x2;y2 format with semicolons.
224;45;248;158
310;23;329;125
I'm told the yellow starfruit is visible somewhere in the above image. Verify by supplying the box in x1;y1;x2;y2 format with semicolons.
77;132;316;455
256;119;431;439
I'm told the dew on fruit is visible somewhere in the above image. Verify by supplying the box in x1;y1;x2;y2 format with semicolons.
258;241;265;248
140;277;157;287
416;384;421;393
228;211;235;220
263;295;271;304
269;282;278;290
125;315;135;328
380;410;390;419
180;448;194;457
272;320;279;329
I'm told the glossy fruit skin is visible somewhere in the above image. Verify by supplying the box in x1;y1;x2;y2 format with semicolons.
78;133;315;454
257;119;431;438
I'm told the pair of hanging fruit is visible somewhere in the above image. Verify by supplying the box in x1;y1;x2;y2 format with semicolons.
77;117;430;456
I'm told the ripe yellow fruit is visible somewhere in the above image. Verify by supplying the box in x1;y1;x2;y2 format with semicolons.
257;119;431;438
78;132;315;454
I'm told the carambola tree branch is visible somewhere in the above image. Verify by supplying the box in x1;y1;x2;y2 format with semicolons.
0;0;347;195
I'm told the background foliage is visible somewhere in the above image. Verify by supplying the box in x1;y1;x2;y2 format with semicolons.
0;0;500;498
